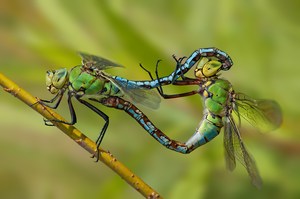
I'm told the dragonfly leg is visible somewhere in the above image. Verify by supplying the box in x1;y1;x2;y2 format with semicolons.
140;60;199;99
157;89;198;99
153;61;200;99
139;61;167;95
77;98;109;161
139;62;156;84
38;89;65;109
77;98;109;146
100;96;200;154
45;92;77;126
171;54;191;82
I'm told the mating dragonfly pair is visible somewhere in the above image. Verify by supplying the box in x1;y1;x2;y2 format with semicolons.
40;48;282;188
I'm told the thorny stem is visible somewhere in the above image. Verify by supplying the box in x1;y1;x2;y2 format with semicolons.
0;72;162;199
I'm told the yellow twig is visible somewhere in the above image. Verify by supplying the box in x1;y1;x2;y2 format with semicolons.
0;72;162;199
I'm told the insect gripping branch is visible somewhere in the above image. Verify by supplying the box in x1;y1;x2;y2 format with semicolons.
0;72;162;199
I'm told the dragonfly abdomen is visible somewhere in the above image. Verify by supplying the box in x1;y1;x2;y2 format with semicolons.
185;112;222;149
185;79;232;149
113;48;233;90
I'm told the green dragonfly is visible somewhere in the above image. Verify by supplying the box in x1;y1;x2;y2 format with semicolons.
141;57;282;188
39;52;162;155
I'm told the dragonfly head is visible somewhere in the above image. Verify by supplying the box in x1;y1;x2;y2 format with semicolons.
194;58;223;78
46;68;68;94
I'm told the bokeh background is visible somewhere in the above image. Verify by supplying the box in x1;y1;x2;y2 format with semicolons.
1;0;299;198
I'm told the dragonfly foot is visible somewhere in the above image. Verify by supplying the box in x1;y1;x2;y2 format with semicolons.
43;118;55;126
30;97;42;107
91;148;100;162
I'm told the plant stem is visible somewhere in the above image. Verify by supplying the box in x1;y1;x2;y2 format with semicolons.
0;72;162;199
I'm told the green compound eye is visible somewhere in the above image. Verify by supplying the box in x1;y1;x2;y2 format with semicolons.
202;60;222;77
52;68;68;89
45;68;68;94
45;70;54;87
194;59;222;78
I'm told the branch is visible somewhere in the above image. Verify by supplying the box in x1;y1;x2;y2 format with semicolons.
0;72;162;199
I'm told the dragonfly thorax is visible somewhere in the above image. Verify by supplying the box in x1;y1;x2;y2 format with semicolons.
202;79;233;118
46;68;68;94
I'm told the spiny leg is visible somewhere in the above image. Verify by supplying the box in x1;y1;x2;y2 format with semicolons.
78;98;109;147
31;90;66;125
39;91;77;126
139;60;199;99
44;91;77;126
153;59;199;99
139;60;164;95
38;90;65;109
79;98;109;161
31;89;65;112
171;54;194;82
101;96;197;153
139;62;157;83
153;60;201;86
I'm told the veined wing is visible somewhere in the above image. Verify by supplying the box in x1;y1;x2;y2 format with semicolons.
224;115;262;188
223;117;236;171
234;93;282;132
103;73;161;109
79;52;124;70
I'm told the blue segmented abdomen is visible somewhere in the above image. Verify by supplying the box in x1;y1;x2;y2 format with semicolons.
113;75;175;89
113;47;233;89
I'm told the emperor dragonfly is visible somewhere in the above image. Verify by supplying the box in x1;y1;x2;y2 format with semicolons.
142;57;282;188
40;52;162;157
40;48;231;157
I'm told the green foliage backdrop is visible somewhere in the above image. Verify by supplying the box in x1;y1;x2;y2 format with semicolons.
1;0;299;198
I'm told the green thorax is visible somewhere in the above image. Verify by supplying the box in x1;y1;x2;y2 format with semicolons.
68;65;122;97
202;78;233;122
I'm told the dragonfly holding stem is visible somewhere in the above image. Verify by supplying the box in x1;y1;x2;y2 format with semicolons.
140;56;282;188
38;48;281;187
38;48;231;160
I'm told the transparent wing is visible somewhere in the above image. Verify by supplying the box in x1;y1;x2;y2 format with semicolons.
104;74;161;109
234;93;282;132
78;52;160;109
223;118;236;171
78;52;124;70
224;116;262;188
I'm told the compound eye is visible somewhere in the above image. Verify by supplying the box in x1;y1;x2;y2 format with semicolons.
46;70;54;87
52;69;68;89
195;57;210;70
202;60;222;77
45;68;68;94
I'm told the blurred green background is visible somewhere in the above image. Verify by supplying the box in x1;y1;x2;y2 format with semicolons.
1;0;299;198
